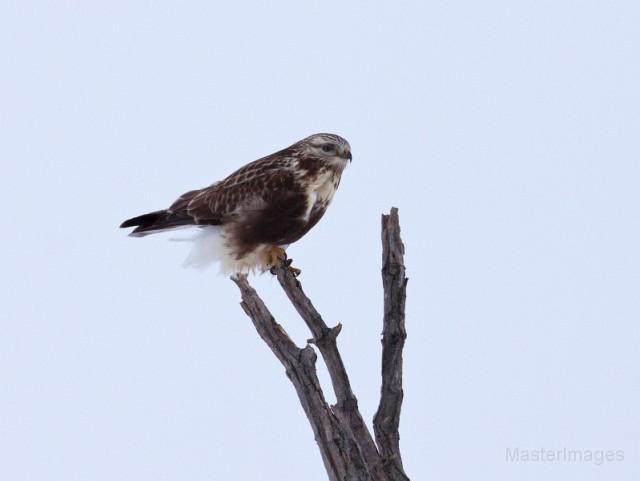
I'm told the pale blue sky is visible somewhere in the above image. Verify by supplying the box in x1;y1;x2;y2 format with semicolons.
1;1;638;480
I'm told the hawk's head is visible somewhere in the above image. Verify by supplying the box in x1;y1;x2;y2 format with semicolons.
297;133;352;168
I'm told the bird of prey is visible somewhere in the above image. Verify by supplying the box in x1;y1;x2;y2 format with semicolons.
120;133;351;274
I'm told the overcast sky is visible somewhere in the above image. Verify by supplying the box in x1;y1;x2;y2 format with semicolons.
1;1;638;480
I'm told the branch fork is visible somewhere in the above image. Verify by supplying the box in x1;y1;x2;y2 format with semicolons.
231;208;409;481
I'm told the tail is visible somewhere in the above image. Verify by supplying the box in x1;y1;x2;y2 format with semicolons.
120;210;192;237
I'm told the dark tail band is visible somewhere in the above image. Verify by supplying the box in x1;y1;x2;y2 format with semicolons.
120;210;180;236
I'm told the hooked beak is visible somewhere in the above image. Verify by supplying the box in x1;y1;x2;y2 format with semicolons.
340;148;352;162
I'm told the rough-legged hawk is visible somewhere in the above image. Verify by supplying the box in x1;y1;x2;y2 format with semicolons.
120;133;351;274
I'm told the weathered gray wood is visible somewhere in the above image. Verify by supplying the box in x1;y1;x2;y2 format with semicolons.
272;265;389;481
231;275;369;481
373;208;410;481
230;208;410;481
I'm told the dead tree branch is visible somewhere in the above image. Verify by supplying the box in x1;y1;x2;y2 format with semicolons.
373;208;410;481
272;265;388;481
231;275;369;481
231;208;410;481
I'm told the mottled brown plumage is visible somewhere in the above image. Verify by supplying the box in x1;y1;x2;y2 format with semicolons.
120;133;351;273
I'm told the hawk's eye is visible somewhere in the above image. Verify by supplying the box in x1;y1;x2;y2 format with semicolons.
321;144;334;153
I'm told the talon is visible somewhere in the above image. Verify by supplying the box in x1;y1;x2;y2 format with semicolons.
265;245;300;276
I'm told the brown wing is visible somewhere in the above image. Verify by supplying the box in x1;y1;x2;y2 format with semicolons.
170;154;300;224
120;150;301;236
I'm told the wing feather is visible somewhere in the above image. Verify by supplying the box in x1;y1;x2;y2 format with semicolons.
167;154;300;225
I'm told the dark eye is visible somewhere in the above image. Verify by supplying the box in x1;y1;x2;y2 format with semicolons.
321;144;334;153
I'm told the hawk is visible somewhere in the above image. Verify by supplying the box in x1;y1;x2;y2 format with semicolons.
120;133;351;274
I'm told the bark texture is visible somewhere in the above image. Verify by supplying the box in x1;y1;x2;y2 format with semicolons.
374;208;410;481
231;208;409;481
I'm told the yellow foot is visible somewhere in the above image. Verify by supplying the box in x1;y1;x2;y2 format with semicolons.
266;245;286;267
266;246;302;277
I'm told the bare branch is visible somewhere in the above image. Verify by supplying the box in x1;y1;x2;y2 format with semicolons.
373;208;410;481
229;207;411;481
231;274;370;481
272;266;389;481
